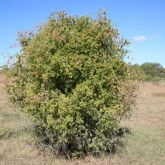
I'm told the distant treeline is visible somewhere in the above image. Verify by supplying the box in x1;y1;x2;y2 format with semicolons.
129;62;165;81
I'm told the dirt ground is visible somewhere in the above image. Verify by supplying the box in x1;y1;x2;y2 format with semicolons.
0;74;165;165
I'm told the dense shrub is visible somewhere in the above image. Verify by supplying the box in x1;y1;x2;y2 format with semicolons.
128;63;146;81
141;62;165;81
7;12;136;157
129;63;165;81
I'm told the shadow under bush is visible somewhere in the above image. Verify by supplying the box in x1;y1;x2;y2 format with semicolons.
34;124;131;158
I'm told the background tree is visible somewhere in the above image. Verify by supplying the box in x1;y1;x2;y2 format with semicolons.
141;62;165;81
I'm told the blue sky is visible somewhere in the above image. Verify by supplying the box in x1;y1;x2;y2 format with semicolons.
0;0;165;66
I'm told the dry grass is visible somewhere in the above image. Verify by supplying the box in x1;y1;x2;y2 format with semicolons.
117;82;165;165
0;74;165;164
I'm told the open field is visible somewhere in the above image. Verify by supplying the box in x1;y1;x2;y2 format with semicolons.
112;82;165;165
0;74;165;165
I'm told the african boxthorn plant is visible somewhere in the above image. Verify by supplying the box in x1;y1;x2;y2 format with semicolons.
7;11;136;157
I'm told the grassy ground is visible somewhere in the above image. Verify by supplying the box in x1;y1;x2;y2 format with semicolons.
112;82;165;165
0;74;165;165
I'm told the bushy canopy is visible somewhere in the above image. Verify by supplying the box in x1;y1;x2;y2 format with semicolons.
141;62;165;81
130;62;165;81
7;12;136;157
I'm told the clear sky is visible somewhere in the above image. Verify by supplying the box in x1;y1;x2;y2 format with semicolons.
0;0;165;66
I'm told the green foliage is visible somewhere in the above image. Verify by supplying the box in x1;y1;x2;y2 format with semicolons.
129;62;165;82
128;63;146;81
7;11;136;157
141;62;165;81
